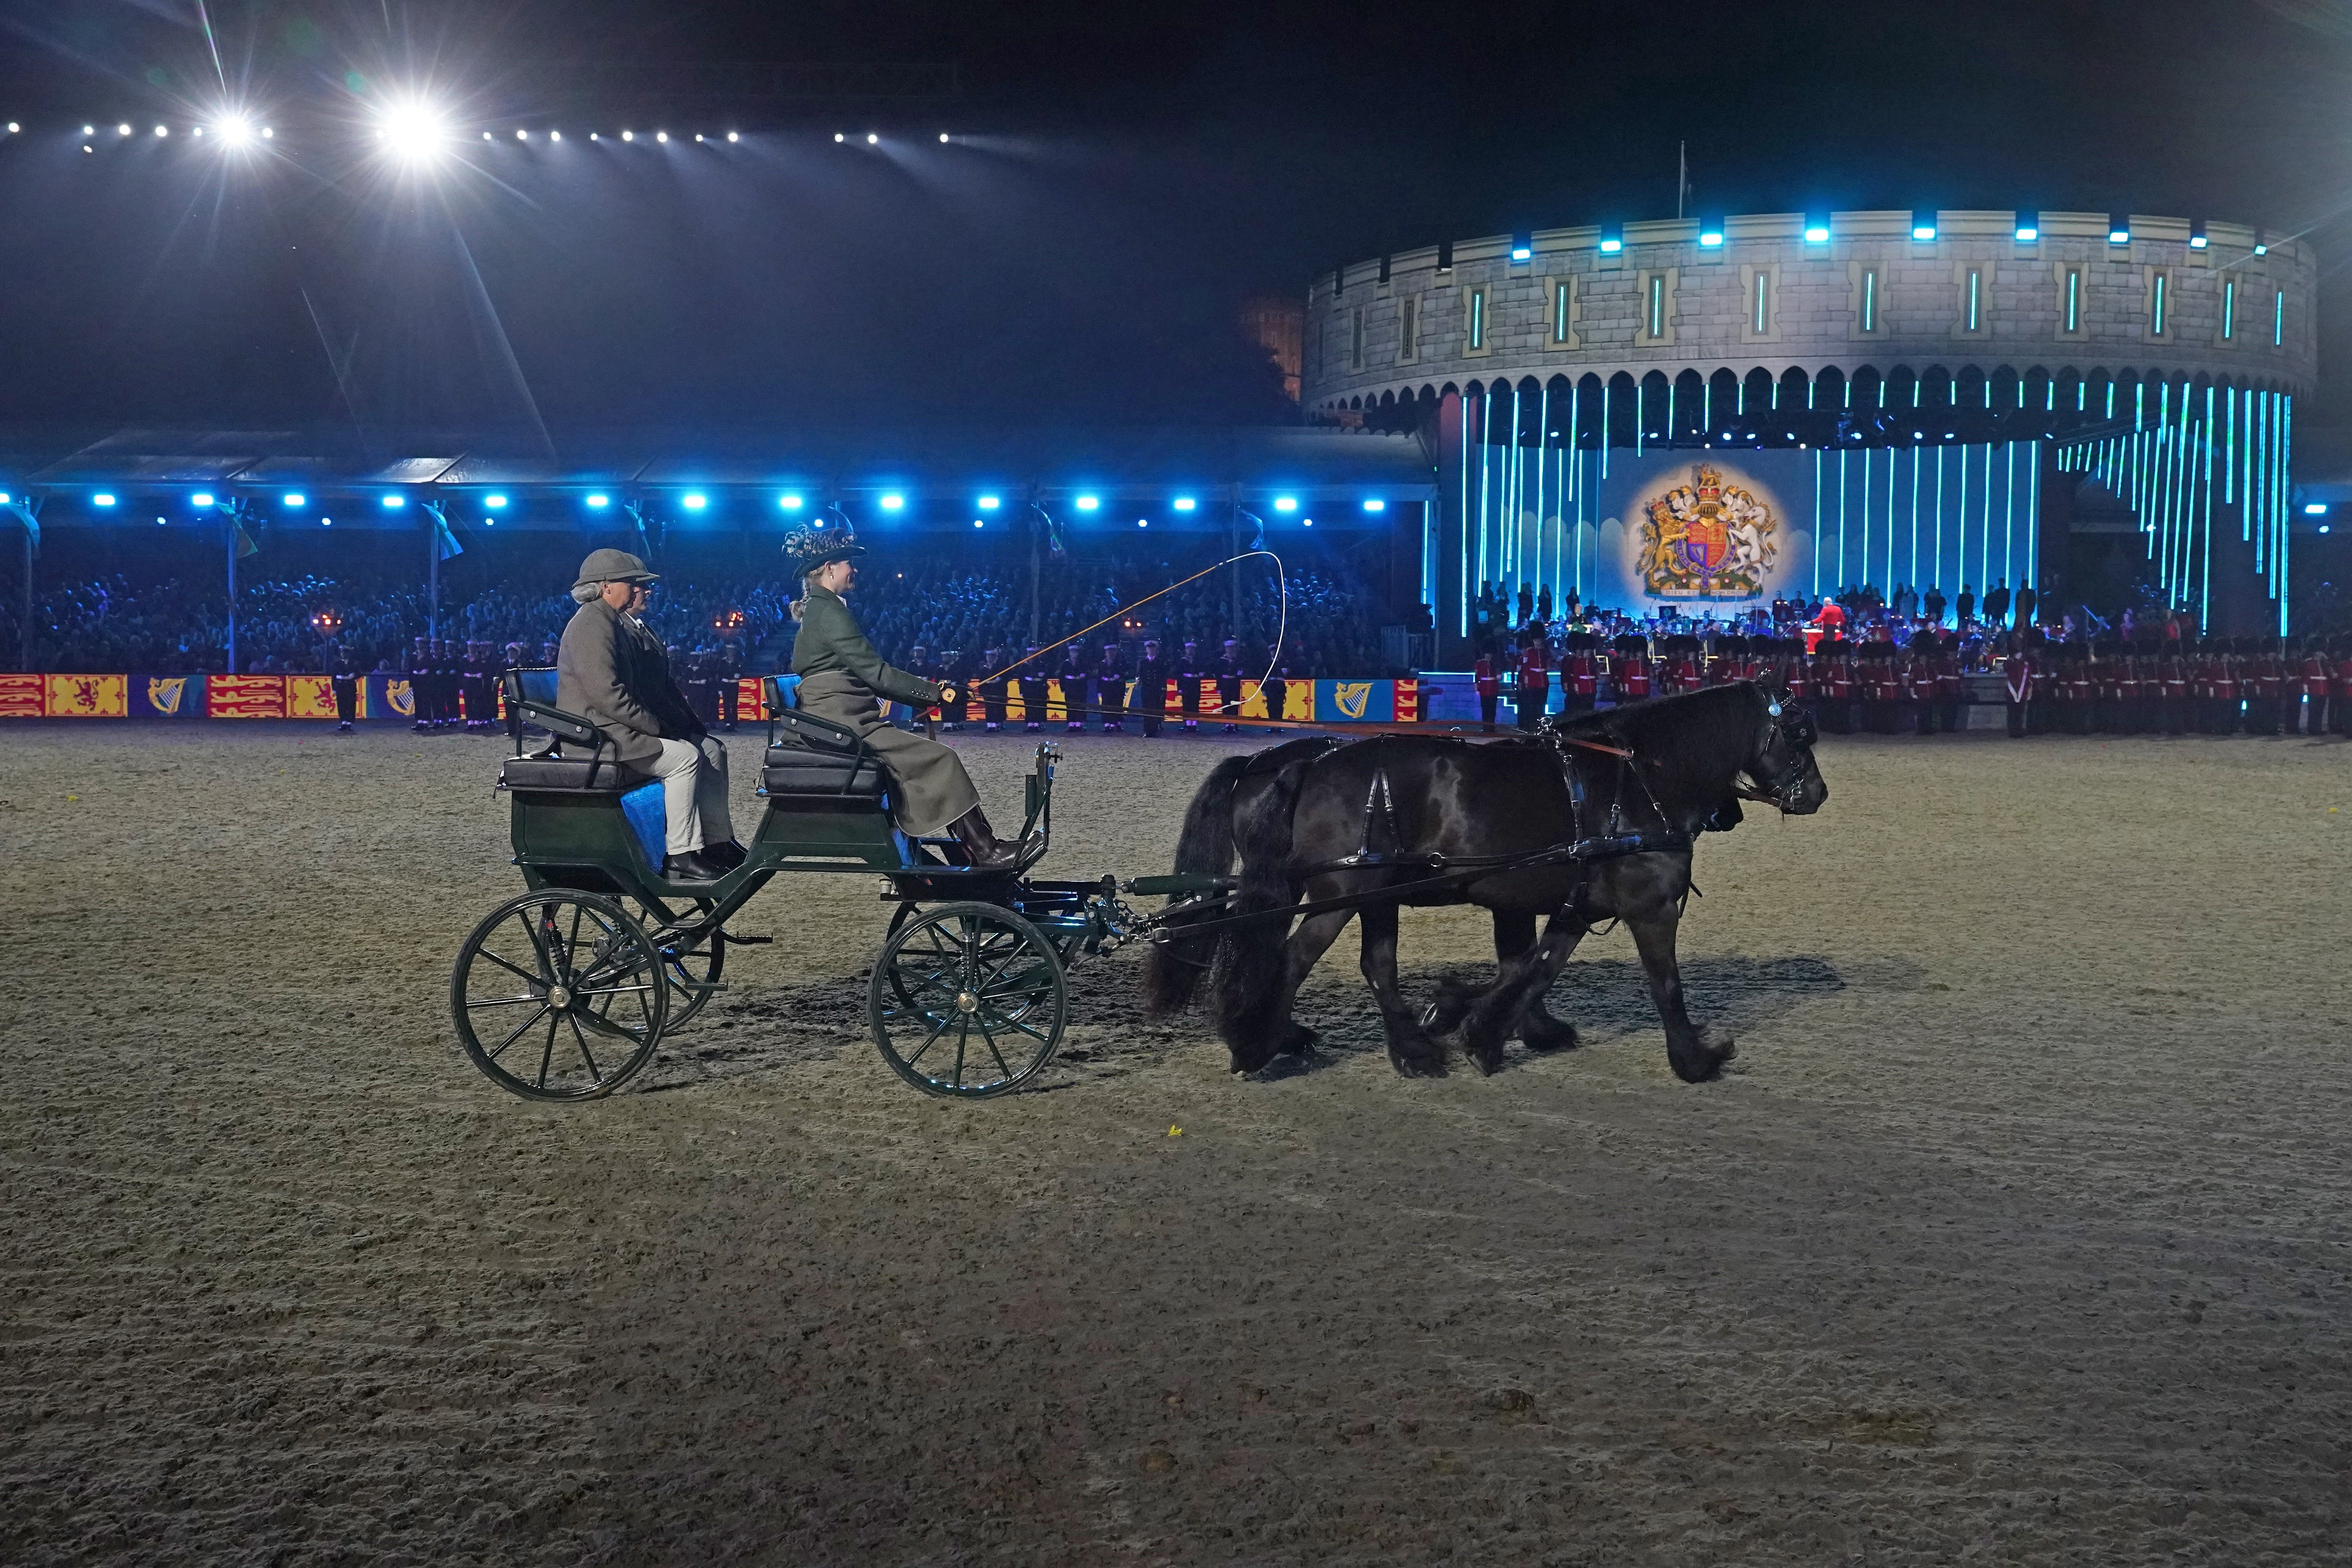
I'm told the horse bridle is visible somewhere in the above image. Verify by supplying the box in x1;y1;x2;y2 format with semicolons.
1735;696;1819;814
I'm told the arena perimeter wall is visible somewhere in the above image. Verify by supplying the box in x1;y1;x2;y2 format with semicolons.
0;673;1446;724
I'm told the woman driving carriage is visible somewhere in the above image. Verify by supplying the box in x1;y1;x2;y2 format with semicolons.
787;524;1027;871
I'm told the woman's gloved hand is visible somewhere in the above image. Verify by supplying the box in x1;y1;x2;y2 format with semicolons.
935;683;960;708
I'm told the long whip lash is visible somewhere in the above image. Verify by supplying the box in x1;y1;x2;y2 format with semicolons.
973;550;1286;689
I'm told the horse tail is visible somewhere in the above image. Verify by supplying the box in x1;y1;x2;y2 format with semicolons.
1138;753;1252;1014
1204;753;1315;1067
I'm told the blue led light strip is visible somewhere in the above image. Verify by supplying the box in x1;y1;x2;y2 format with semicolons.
1909;445;1922;589
2027;438;2041;591
1837;449;1849;590
2201;386;2214;628
1812;449;1824;599
2004;441;2016;593
1858;449;1870;593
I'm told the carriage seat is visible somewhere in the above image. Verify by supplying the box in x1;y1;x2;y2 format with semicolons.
761;742;887;800
501;753;652;793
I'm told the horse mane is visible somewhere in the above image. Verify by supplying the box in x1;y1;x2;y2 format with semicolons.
1558;684;1765;820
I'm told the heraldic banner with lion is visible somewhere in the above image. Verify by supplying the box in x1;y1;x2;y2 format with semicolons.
1595;453;1813;615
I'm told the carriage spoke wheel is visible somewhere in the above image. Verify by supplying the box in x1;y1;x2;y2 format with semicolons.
451;890;668;1101
869;901;1065;1099
622;896;726;1031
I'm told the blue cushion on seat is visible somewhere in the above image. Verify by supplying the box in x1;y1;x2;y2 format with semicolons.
620;780;667;867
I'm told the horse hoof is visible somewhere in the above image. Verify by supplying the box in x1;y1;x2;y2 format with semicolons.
1467;1042;1507;1076
1276;1024;1319;1058
1519;1016;1581;1053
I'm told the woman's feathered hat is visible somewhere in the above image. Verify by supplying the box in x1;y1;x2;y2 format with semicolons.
783;521;867;576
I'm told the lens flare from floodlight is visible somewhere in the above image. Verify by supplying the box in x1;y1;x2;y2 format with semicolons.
1273;496;1298;512
216;115;255;147
778;492;804;511
1172;495;1196;511
379;99;452;163
93;493;117;506
283;493;306;508
1074;494;1100;511
261;127;272;139
480;131;491;142
485;494;508;509
976;494;1001;510
192;492;214;508
586;493;610;508
682;491;707;510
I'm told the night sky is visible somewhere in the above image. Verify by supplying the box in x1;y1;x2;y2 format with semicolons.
1;0;2348;443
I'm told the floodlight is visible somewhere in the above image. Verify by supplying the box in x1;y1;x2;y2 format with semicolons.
1802;215;1830;243
2108;213;2131;244
695;134;704;143
585;493;610;508
283;492;305;508
4;123;16;135
1172;495;1196;511
834;132;844;143
481;132;492;142
939;132;949;143
2304;502;2328;515
866;132;878;144
1698;217;1724;247
1510;232;1532;261
1273;496;1298;512
728;131;740;143
191;127;202;138
1597;222;1623;254
656;131;669;143
2189;219;2209;249
153;125;168;137
976;494;1001;510
378;99;451;163
2321;524;2332;534
216;116;254;147
972;518;984;529
778;492;805;511
1074;494;1100;510
261;127;272;139
380;494;405;508
191;492;214;507
515;128;528;140
93;493;116;506
622;130;635;142
82;125;94;136
117;124;131;136
549;131;561;142
321;517;333;526
1303;519;1313;527
2014;212;2040;241
681;492;707;509
879;493;906;510
2254;232;2269;256
484;493;508;509
1911;210;1937;241
1363;497;1386;512
1137;518;1149;528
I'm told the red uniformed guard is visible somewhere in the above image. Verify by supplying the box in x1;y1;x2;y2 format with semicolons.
2160;640;2191;737
2296;636;2331;736
1612;633;1652;706
2002;642;2034;737
1514;623;1551;731
1561;632;1599;717
1474;644;1501;733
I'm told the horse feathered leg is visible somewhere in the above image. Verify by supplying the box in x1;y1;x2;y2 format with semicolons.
1515;913;1587;1053
1456;915;1588;1076
1222;908;1353;1075
1490;909;1581;1052
1358;902;1445;1077
1626;909;1735;1082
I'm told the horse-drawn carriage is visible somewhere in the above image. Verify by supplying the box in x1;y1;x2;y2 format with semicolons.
450;672;1161;1102
452;670;1827;1102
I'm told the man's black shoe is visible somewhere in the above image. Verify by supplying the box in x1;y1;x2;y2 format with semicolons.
703;839;748;871
663;849;728;882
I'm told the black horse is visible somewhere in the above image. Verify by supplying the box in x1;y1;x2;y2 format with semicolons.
1140;682;1827;1082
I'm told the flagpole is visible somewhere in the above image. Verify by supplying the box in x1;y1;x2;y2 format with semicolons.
428;508;440;641
225;507;238;675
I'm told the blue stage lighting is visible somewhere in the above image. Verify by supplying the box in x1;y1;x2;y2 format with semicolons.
728;131;740;143
1510;232;1532;262
879;493;906;510
92;492;117;507
381;494;405;508
777;492;804;511
0;491;10;503
1172;495;1197;511
2320;524;2332;534
976;494;1001;510
191;492;213;508
1273;496;1298;512
485;494;508;509
681;492;707;510
1302;519;1313;527
1137;518;1149;528
972;519;984;528
2304;503;2328;515
584;493;611;509
1911;210;1937;241
1362;497;1385;512
1598;222;1623;253
2189;219;2209;250
321;517;333;526
1698;217;1724;247
2014;213;2040;241
2108;214;2131;244
1802;216;1830;243
283;493;306;508
1074;494;1100;511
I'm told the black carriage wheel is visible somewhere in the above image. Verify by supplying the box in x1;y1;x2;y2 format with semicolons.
868;901;1066;1099
622;896;726;1031
451;890;669;1102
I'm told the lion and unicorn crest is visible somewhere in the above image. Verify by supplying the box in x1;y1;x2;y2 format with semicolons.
1635;462;1780;600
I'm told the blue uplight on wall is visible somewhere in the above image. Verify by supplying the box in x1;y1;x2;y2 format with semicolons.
2014;212;2040;242
2108;214;2131;244
1598;222;1623;254
1510;232;1532;262
1698;217;1724;247
1911;210;1937;241
1802;216;1830;243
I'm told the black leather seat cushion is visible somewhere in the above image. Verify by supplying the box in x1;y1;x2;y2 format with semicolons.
762;742;886;799
503;754;650;793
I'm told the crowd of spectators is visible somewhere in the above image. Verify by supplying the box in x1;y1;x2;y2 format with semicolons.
1;540;1397;677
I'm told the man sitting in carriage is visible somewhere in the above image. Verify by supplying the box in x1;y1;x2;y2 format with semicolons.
557;549;742;883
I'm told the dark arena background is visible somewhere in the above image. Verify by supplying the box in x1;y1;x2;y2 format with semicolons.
2;5;2349;1566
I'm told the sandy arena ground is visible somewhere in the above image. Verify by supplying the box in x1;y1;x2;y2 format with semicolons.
1;719;2348;1565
